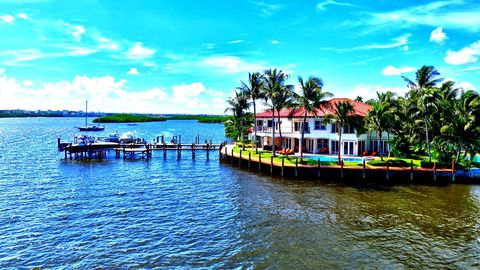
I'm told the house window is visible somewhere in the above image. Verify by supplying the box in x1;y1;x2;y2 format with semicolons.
294;122;309;132
371;140;388;154
294;122;300;132
267;120;273;127
358;141;366;155
331;140;339;154
331;124;336;133
317;139;328;149
257;120;263;126
343;124;355;134
314;120;326;130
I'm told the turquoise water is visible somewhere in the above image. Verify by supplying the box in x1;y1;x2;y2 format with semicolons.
0;118;479;268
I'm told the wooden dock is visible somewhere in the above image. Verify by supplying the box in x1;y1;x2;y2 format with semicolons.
62;141;225;160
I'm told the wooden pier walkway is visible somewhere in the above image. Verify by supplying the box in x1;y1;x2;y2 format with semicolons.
62;142;224;160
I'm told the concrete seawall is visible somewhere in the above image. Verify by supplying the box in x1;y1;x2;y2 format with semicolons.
220;145;478;184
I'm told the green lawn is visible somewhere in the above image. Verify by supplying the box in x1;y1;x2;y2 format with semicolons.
231;146;428;168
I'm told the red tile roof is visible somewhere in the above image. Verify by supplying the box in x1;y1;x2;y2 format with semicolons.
256;98;372;118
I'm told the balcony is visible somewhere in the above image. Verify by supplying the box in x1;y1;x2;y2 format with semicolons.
294;127;310;134
255;126;273;133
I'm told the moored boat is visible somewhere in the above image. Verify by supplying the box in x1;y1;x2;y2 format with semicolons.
76;101;105;131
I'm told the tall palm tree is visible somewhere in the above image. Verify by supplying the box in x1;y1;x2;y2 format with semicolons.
403;65;443;162
225;89;250;149
262;68;293;156
377;91;397;157
365;102;389;160
402;65;443;90
290;76;332;162
323;100;361;164
239;72;264;153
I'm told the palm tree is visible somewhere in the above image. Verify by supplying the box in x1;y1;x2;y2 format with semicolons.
239;72;264;153
365;102;389;160
290;76;332;162
225;89;250;149
262;68;293;156
402;65;443;90
323;100;361;164
403;65;443;162
377;91;397;157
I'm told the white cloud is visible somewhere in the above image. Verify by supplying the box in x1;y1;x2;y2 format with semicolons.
202;56;265;73
22;80;33;86
249;1;283;17
402;45;409;51
321;34;411;52
204;43;216;49
68;47;97;56
126;42;156;59
381;65;416;76
316;0;353;11
127;67;139;75
172;82;205;97
361;1;480;32
16;13;28;20
72;25;85;41
444;41;480;65
457;81;476;90
271;40;279;45
1;15;15;23
142;61;156;67
430;27;448;43
0;72;175;113
96;37;119;50
226;40;244;44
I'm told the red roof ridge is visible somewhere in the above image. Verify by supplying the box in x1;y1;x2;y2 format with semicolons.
255;97;372;118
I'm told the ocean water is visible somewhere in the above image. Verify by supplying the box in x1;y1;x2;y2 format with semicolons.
0;118;479;269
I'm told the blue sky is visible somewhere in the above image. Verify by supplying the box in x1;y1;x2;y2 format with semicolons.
1;0;479;114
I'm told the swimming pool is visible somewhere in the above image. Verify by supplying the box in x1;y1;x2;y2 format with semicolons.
303;155;364;163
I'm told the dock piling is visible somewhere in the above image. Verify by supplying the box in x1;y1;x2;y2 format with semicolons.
410;160;414;181
452;162;455;182
295;158;298;177
270;156;273;174
258;153;262;170
317;158;321;178
362;159;366;179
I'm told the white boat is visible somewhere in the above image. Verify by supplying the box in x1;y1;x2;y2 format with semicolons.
119;131;136;143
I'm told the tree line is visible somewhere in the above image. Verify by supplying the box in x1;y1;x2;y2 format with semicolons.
225;66;480;165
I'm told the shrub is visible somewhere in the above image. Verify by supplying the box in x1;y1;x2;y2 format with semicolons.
420;161;453;169
368;159;409;167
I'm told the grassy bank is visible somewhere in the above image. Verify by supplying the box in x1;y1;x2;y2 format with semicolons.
93;114;167;123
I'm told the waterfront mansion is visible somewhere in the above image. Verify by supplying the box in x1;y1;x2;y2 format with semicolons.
253;98;389;157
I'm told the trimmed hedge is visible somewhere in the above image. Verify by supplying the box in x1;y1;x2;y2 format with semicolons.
368;159;409;167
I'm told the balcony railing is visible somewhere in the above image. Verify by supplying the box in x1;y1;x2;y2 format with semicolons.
255;126;273;132
294;127;310;134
